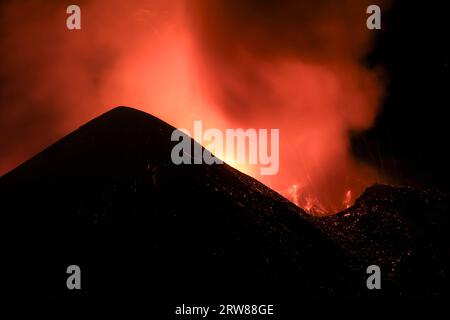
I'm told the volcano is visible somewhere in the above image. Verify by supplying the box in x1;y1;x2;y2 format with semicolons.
0;106;352;299
0;106;448;300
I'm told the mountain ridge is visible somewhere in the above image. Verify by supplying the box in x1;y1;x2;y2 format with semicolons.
0;106;352;298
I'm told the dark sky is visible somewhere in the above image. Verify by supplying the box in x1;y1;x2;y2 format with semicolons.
355;0;450;192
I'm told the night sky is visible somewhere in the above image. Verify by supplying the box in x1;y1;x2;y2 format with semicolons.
356;0;450;192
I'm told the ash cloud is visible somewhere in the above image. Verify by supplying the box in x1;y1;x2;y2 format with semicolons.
187;0;391;211
0;0;390;212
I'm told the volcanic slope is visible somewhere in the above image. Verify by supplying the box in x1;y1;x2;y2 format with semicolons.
0;106;353;298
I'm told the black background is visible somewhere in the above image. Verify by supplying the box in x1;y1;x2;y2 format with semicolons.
355;0;450;192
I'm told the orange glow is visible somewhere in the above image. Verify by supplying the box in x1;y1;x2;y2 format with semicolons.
219;155;255;177
344;190;353;209
0;0;389;214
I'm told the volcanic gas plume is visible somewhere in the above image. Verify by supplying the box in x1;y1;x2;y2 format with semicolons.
0;0;390;213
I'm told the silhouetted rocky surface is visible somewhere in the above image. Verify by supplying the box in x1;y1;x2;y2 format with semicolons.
314;184;450;297
0;107;448;299
0;107;352;298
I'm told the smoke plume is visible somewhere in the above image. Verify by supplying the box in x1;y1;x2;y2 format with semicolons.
0;0;390;213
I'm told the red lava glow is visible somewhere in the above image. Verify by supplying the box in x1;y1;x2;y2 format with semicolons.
0;0;390;214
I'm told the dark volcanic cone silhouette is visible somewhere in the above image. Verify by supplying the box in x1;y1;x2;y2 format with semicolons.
0;107;353;299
